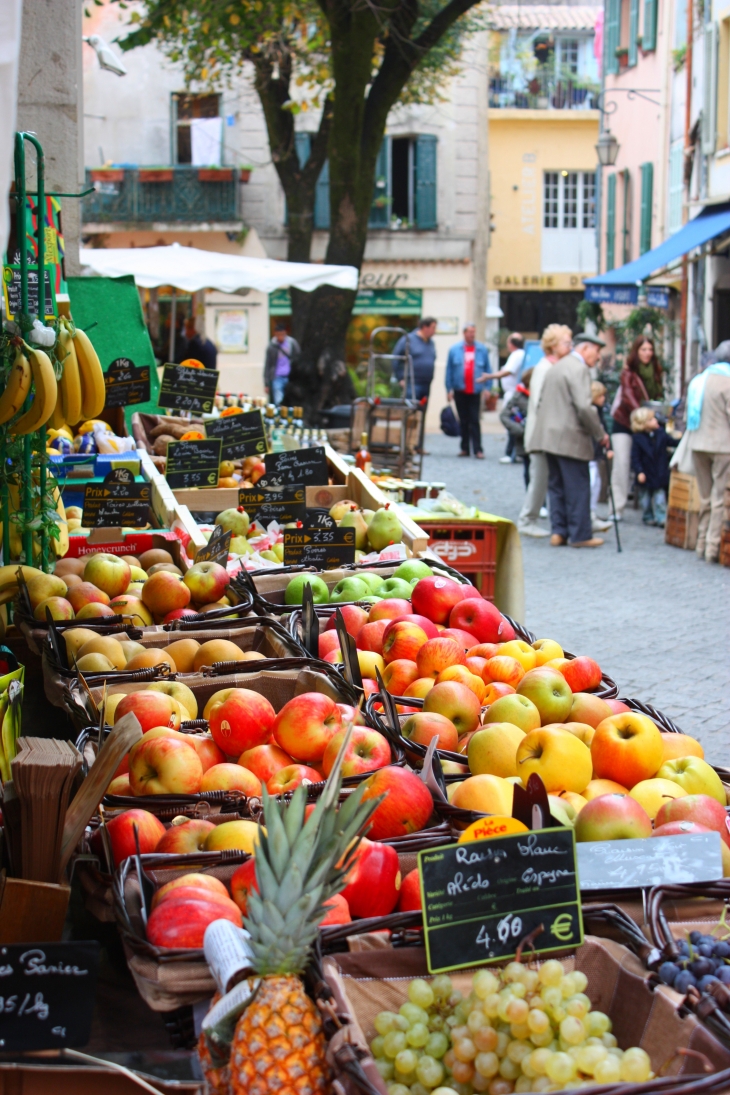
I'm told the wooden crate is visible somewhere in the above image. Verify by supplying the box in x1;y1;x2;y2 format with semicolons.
668;470;701;512
665;506;699;550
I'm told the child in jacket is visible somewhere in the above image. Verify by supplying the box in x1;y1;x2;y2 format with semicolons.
630;407;676;527
499;370;532;487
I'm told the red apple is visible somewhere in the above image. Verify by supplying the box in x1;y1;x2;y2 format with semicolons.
385;614;439;641
356;620;389;654
483;682;516;704
574;793;652;841
361;679;378;699
231;858;258;914
183;560;231;605
401;711;459;752
83;553;131;598
189;735;226;773
154;873;229;908
325;604;368;638
469;643;500;661
465;656;489;677
152;885;239;919
382;620;429;665
273;693;342;762
115;691;181;733
340;837;402;916
397;868;422;912
128;735;203;795
416;636;466;680
155;819;215;854
440;628;481;651
423;680;482;736
162;608;199;624
321;893;352;925
107;773;132;795
67;582;111;612
360;767;433;840
368;599;412;622
106;809;166;866
605;699;631;714
482;655;525;687
208;688;277;756
142;570;192;616
404;677;435;700
336;703;366;726
322;726;391;777
591;712;664;788
146;896;242;948
200;763;263;795
323;649;343;664
561;656;603;693
655;794;730;848
239;743;294;783
448;598;514;644
411;576;466;624
267;764;323;794
318;630;342;658
382;659;420;695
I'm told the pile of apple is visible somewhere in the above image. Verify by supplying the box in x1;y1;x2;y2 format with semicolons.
65;630;265;679
284;557;433;607
41;548;238;626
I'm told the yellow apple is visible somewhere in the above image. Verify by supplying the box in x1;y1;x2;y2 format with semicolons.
629;778;688;820
659;731;704;763
450;774;514;815
516;727;592;794
544;721;595;747
147;680;199;720
561;791;588;813
498;639;538;672
584;778;629;800
656;757;727;806
357;650;385;678
531;638;564;665
203;819;264;855
467;723;526;779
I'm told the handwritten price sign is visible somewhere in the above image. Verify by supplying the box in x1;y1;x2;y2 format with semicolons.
0;942;99;1050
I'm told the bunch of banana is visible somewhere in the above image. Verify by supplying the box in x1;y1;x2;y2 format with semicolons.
66;318;105;420
0;677;23;783
7;341;58;436
0;344;32;425
3;475;69;563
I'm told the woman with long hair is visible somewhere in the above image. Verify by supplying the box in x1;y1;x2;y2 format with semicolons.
610;336;664;519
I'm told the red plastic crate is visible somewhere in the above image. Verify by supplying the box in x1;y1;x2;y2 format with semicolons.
426;522;497;602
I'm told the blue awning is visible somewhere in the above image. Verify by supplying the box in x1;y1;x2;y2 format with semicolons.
585;202;730;287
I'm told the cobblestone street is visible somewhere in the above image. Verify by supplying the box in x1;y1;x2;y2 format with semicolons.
421;424;730;764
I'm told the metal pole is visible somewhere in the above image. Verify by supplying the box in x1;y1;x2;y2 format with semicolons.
606;455;622;553
14;133;33;567
26;134;48;572
168;288;177;363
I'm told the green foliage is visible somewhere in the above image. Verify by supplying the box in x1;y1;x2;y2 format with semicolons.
576;300;606;333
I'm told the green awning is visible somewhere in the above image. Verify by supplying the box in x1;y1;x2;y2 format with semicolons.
269;287;422;316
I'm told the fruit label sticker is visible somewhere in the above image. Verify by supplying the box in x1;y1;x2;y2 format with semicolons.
239;480;306;525
104;357;151;408
195;525;232;565
576;831;723;890
82;470;151;528
283;524;356;568
158;363;219;415
2;265;56;321
165;438;222;489
206;410;267;460
264;446;329;486
418;828;582;973
0;941;99;1050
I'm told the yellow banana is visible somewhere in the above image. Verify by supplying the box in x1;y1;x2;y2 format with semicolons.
58;324;82;426
0;346;32;425
72;325;106;418
48;390;66;430
9;344;58;435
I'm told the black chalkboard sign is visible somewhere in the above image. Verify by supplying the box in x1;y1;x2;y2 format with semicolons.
239;480;306;525
283;522;355;568
0;941;99;1050
82;469;151;528
2;265;56;321
165;438;222;489
418;828;582;973
195;524;232;565
264;446;329;487
104;357;151;408
158;363;219;415
206;410;267;460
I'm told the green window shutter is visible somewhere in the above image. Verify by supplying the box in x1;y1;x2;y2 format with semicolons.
294;132;311;169
642;0;658;51
639;162;653;254
313;159;330;230
606;174;616;271
702;23;718;154
605;0;620;74
369;140;390;228
415;134;437;230
628;0;640;65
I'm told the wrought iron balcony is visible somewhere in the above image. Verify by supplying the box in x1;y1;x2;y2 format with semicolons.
82;165;245;226
489;73;598;110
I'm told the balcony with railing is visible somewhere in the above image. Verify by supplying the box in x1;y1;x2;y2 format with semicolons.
489;68;598;110
82;165;246;227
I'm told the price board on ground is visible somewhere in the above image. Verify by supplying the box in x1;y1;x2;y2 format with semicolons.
264;446;329;487
2;265;56;321
158;363;219;415
195;524;232;565
239;479;306;525
0;941;99;1050
417;828;582;973
283;520;356;569
205;410;267;460
103;357;151;408
165;438;222;489
82;468;151;528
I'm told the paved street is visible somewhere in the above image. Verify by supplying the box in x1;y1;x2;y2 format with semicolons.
421;423;730;765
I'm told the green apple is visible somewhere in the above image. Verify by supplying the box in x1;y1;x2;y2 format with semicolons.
379;577;414;599
359;595;382;606
285;574;330;605
392;560;433;583
329;576;369;603
656;756;726;805
356;572;386;593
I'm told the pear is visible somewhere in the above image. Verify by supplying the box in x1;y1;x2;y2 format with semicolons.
362;509;376;525
329;499;358;522
366;506;403;551
339;507;369;550
230;536;253;555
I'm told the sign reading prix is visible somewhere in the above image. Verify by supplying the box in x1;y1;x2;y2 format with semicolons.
283;511;355;568
165;438;222;490
158;363;219;415
264;446;329;487
417;828;582;974
104;357;151;408
206;409;267;460
82;468;151;529
239;479;306;525
0;941;99;1050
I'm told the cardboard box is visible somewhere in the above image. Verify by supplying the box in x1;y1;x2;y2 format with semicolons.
668;470;702;513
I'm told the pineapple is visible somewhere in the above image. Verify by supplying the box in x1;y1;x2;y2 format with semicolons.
201;729;379;1095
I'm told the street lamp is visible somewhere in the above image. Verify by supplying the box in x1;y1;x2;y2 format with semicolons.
595;129;619;167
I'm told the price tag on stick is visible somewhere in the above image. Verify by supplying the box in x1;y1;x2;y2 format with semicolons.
301;582;319;659
104;357;151;408
206;410;267;460
195;524;232;565
165;438;222;489
417;828;582;974
0;941;99;1050
239;480;306;525
264;446;329;487
334;607;363;690
158;363;219;415
283;523;355;569
82;470;151;529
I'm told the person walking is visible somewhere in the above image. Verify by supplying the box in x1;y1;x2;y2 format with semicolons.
518;324;573;537
609;336;662;520
264;322;300;406
498;333;525;463
528;333;610;548
445;323;491;458
183;317;218;370
685;340;730;562
500;369;532;485
393;317;438;402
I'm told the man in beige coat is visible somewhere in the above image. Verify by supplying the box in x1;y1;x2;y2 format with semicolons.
686;344;730;563
529;334;610;547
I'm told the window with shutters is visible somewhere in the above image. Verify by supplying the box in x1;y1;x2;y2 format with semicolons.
643;0;658;51
542;172;598;272
544;173;559;227
668;140;683;233
605;0;621;74
639;162;654;254
606;174;616;272
628;0;640;65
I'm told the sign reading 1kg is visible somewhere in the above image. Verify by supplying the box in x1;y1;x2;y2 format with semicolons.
158;363;219;415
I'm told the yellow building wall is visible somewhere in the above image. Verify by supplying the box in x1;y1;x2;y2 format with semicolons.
488;111;600;292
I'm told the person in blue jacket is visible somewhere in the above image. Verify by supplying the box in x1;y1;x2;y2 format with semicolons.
445;323;492;458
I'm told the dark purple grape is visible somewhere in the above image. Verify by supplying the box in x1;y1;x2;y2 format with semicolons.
689;931;703;944
700;936;717;948
674;970;697;993
714;942;730;959
678;942;690;956
698;975;721;992
658;962;679;985
718;967;730;984
698;944;714;957
691;958;715;977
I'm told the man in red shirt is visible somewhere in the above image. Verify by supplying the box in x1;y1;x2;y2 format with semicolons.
445;324;492;458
